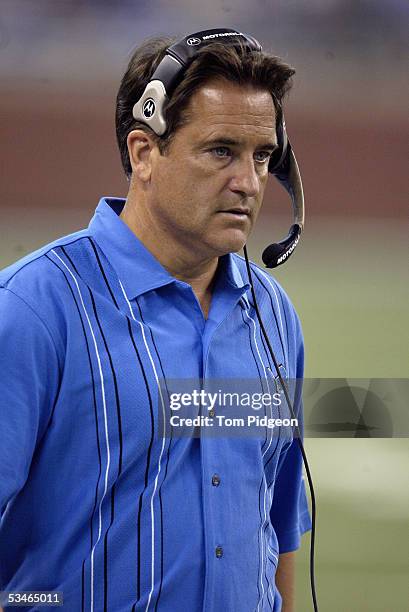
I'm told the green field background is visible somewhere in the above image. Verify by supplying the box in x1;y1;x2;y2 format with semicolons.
251;216;409;611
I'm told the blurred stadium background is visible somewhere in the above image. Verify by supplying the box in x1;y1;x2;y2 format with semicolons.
1;1;408;610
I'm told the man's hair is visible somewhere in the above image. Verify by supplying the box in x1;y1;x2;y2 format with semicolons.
116;36;295;178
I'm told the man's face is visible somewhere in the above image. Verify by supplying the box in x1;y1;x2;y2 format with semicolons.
148;78;277;258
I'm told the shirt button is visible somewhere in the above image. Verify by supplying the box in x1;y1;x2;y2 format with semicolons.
212;474;221;487
209;410;215;418
215;546;223;558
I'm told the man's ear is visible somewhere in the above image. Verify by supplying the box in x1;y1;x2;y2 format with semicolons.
127;129;157;182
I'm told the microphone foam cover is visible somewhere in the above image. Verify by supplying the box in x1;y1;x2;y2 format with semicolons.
262;243;283;268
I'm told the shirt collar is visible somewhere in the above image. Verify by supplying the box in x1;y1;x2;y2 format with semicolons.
89;197;250;300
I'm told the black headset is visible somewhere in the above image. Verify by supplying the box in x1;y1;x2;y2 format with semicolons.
132;27;305;269
132;28;318;611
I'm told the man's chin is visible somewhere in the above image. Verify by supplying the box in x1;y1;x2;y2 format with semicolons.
207;231;248;256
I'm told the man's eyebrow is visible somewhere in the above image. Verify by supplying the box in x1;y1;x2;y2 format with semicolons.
201;137;278;151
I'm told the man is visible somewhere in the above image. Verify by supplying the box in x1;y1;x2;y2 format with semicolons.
0;32;311;611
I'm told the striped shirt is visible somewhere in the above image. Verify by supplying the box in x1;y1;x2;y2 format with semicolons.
0;197;311;611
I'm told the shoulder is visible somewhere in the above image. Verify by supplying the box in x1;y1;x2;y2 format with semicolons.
0;229;91;350
0;228;91;298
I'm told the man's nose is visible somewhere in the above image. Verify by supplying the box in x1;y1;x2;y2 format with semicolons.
228;156;260;199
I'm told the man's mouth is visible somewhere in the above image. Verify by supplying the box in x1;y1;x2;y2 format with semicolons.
218;206;251;218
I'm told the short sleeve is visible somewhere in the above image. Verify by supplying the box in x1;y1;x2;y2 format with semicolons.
269;434;312;553
0;288;61;513
269;301;311;553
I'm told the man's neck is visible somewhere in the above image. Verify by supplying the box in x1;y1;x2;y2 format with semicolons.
120;195;219;319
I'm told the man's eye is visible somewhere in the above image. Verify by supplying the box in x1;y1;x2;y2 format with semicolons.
212;147;231;158
254;151;272;163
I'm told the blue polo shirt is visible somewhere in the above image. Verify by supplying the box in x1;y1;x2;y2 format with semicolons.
0;198;310;611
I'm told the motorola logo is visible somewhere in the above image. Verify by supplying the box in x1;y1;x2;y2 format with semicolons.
142;98;156;118
202;32;244;40
277;235;300;264
187;37;201;46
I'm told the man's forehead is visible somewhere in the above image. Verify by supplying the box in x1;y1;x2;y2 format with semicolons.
185;79;276;139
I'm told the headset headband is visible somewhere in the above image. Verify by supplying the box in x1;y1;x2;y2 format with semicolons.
132;28;305;268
